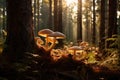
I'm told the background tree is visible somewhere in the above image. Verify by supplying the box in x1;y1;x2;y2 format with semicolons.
33;0;37;35
99;0;106;52
2;0;35;61
55;0;64;47
82;0;93;44
54;0;58;31
77;0;82;42
58;0;63;32
40;0;49;29
92;0;96;44
48;0;53;30
108;0;117;38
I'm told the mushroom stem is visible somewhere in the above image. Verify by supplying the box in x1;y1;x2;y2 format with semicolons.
73;50;76;55
45;35;48;48
45;38;56;52
72;50;76;59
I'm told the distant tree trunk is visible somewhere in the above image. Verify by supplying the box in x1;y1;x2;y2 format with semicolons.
54;0;58;31
57;0;63;47
2;0;35;61
99;0;105;52
105;0;117;48
58;0;63;32
33;0;37;35
37;0;40;31
3;2;6;31
77;0;82;42
48;0;53;30
92;0;96;44
108;0;117;38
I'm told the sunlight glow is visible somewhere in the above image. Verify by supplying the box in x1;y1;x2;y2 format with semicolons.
73;6;77;12
82;0;86;4
65;0;78;6
117;11;120;18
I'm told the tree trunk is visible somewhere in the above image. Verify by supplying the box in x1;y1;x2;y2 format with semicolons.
92;0;96;44
108;0;117;38
37;0;40;32
58;0;63;32
3;1;6;31
33;0;37;35
48;0;53;30
106;0;117;48
77;0;82;42
57;0;64;48
2;0;35;61
54;0;58;31
99;0;106;52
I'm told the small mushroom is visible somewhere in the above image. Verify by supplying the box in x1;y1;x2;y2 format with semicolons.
46;32;66;51
38;29;54;47
68;46;84;60
68;46;83;55
35;37;44;48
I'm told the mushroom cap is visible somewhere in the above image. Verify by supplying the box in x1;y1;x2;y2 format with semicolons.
69;46;83;50
38;29;54;37
48;31;66;39
79;41;89;47
35;37;44;44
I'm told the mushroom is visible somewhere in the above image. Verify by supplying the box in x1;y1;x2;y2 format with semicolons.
35;37;44;48
38;29;54;47
68;46;83;55
50;49;62;61
68;46;83;59
46;31;66;51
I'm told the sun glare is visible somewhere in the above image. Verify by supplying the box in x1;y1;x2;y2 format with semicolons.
65;0;78;6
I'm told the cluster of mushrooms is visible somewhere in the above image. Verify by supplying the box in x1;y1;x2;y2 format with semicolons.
35;29;66;52
35;29;99;62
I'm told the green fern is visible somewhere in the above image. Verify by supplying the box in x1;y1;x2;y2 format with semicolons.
105;35;118;49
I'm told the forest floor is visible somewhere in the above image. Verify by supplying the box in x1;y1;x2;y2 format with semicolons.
0;49;120;80
0;38;120;80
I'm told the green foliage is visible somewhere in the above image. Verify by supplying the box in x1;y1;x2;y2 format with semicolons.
100;35;120;70
105;35;118;49
98;50;120;70
87;52;97;63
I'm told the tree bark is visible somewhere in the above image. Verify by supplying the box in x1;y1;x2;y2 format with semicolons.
33;0;37;35
57;0;64;48
3;0;35;61
77;0;82;42
48;0;53;30
92;0;96;44
58;0;63;32
108;0;117;38
54;0;58;31
99;0;105;52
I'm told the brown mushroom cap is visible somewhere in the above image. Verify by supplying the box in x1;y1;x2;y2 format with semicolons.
69;46;83;50
38;29;54;37
68;46;83;54
48;32;66;39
